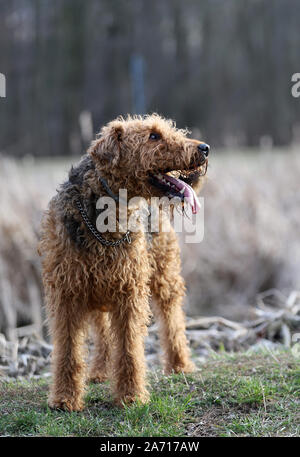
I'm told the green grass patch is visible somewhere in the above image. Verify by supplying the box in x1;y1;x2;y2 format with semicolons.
0;350;299;437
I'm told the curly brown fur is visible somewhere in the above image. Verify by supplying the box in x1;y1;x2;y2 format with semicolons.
39;114;209;410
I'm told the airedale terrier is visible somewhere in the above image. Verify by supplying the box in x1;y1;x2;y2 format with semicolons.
39;114;209;410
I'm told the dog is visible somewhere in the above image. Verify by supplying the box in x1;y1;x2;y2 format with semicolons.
38;114;209;410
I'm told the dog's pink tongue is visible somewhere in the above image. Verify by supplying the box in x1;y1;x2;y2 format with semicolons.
163;174;201;214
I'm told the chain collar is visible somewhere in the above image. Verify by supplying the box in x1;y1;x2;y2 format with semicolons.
75;176;131;247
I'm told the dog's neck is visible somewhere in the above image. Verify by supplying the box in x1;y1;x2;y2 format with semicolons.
98;175;120;203
95;167;125;198
95;166;148;204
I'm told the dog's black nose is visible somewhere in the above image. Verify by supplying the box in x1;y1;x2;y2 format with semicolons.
197;143;210;157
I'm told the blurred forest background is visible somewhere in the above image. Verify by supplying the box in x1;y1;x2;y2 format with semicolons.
0;0;300;338
1;0;300;154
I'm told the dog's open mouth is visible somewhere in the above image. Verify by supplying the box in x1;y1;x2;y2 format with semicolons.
149;163;207;215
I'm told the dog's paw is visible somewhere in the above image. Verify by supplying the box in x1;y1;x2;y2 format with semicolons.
181;361;196;373
165;361;196;375
89;373;108;384
115;390;150;407
48;397;84;412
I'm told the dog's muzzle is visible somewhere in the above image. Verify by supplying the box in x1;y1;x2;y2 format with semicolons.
189;143;210;169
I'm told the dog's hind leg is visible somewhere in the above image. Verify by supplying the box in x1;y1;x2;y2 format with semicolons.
150;229;195;375
89;310;111;383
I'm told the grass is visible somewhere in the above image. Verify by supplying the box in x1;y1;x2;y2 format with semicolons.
0;350;299;437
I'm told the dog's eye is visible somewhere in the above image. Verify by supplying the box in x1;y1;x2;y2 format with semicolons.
149;132;161;140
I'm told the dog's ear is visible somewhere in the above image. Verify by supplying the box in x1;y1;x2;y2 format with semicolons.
89;123;124;167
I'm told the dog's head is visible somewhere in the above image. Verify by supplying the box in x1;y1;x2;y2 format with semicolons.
89;114;209;214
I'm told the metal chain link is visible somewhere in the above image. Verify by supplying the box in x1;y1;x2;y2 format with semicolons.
75;199;131;247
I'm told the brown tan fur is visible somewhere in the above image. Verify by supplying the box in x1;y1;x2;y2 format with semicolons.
38;114;208;410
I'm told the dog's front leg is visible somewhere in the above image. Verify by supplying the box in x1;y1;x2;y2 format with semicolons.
109;276;151;406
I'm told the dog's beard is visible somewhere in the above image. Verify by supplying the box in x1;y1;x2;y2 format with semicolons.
150;172;201;214
149;163;206;215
